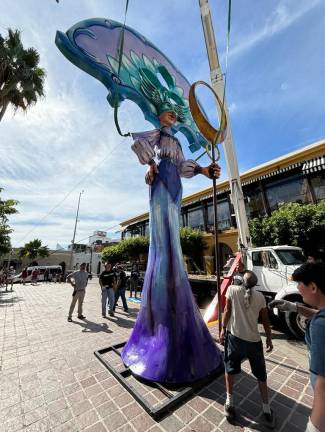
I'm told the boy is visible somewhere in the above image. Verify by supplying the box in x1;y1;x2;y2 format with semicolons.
269;262;325;432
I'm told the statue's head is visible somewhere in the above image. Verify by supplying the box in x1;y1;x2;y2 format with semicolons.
158;110;177;127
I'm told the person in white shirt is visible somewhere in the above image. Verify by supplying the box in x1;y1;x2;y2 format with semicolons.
220;271;274;427
67;263;88;322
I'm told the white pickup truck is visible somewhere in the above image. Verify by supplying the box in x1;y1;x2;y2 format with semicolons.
245;245;306;338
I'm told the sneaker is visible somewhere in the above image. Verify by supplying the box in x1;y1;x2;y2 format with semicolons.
263;409;275;429
224;403;236;422
109;311;115;317
78;315;86;320
67;317;72;322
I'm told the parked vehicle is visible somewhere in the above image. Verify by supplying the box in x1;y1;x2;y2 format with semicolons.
245;246;306;338
14;265;62;283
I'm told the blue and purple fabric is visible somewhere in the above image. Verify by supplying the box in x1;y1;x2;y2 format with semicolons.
121;128;222;384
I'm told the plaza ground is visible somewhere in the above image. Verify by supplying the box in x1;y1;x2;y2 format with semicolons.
0;280;313;432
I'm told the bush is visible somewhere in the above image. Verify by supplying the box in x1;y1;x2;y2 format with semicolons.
249;202;325;257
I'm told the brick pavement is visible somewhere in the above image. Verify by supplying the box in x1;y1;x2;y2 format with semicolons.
0;281;312;432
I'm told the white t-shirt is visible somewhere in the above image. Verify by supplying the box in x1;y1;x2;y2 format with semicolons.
226;284;266;342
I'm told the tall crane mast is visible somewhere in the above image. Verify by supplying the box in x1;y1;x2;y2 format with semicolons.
198;0;251;248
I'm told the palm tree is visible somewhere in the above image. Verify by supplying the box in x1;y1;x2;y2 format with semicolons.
19;239;50;265
0;29;45;122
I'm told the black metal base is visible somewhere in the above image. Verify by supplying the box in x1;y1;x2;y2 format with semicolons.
94;341;224;420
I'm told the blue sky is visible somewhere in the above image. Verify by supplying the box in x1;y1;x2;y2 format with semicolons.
1;0;325;249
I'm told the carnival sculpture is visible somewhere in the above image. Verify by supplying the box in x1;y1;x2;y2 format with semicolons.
56;18;223;384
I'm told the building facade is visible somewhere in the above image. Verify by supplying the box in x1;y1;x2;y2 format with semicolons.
120;141;325;271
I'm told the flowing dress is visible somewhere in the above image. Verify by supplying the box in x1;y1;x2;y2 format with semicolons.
121;127;222;384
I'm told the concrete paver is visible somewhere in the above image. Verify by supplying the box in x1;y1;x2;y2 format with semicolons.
0;281;312;431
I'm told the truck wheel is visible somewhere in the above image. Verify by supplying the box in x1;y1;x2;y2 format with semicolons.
285;311;307;340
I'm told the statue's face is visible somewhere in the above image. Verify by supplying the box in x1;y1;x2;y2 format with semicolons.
159;111;176;127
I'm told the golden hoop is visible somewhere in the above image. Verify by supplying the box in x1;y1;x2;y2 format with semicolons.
189;80;227;145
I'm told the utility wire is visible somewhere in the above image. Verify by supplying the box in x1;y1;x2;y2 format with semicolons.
13;138;126;247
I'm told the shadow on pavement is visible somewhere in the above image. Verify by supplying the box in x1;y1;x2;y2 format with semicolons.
71;319;113;334
198;366;310;432
0;289;24;306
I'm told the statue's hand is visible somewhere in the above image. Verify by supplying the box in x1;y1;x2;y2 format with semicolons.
201;163;221;179
145;163;158;185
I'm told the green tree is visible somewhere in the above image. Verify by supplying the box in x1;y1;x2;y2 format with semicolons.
19;239;50;264
101;236;149;265
0;29;45;121
0;189;18;255
102;228;208;267
180;227;207;268
101;243;127;265
249;202;325;256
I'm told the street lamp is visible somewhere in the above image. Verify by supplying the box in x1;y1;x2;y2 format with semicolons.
68;190;84;272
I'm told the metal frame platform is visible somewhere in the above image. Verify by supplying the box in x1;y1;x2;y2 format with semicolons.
94;341;224;420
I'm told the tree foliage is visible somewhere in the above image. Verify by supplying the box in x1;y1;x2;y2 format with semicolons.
19;239;50;262
179;227;207;265
101;236;150;265
102;228;207;266
0;189;18;256
249;202;325;256
0;29;46;121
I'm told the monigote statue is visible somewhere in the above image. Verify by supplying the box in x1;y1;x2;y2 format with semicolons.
56;18;223;384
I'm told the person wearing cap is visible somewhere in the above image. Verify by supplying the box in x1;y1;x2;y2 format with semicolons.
269;262;325;432
67;262;88;321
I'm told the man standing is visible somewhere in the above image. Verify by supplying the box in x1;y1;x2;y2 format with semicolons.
129;263;139;298
114;265;129;313
269;262;325;432
220;271;274;427
99;262;116;317
67;262;88;322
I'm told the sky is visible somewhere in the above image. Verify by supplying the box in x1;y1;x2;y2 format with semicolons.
1;0;325;250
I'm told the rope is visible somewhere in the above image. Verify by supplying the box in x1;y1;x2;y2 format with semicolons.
114;0;131;137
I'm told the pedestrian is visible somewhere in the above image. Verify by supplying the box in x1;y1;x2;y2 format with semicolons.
44;269;49;282
129;263;139;298
6;266;16;291
67;262;88;322
269;262;325;432
31;268;39;285
114;265;129;313
22;267;28;285
99;262;116;318
220;270;275;426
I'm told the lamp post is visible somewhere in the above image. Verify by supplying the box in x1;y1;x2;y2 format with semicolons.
68;190;84;272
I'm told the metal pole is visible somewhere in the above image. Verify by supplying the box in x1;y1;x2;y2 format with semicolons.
198;0;251;248
68;190;84;272
211;144;222;336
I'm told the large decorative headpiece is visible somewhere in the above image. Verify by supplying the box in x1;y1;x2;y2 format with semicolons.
55;18;208;152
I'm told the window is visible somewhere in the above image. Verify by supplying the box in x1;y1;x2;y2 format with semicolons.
244;185;267;219
252;251;263;266
252;251;278;268
207;199;231;231
276;249;305;265
265;174;312;212
310;174;325;202
187;205;204;230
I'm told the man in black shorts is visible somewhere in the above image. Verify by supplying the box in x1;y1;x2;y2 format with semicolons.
220;271;274;427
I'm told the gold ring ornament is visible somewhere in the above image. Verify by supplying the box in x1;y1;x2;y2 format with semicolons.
189;80;227;145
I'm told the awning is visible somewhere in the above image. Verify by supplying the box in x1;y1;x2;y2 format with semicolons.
303;155;325;174
241;162;303;186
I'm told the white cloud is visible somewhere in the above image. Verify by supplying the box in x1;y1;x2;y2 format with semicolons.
229;0;321;59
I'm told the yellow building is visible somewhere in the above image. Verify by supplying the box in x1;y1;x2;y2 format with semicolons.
120;140;325;271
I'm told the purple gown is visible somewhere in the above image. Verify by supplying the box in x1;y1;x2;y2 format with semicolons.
121;127;222;384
